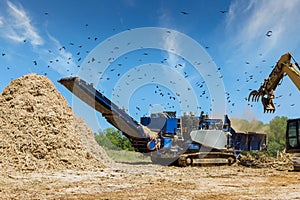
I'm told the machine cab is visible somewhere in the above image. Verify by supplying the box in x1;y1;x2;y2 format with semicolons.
286;118;300;153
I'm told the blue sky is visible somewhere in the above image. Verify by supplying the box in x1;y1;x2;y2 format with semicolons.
1;0;300;132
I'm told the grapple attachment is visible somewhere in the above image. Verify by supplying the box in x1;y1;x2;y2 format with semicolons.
248;90;263;102
248;86;275;113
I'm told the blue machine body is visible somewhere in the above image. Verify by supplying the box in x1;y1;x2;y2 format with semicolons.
141;112;231;151
141;112;266;154
141;115;178;135
231;131;267;152
58;77;267;159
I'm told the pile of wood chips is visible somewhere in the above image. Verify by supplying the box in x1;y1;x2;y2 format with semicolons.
0;74;112;172
238;150;294;171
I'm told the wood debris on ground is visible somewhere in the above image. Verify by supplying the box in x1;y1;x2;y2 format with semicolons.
0;74;112;172
238;150;294;171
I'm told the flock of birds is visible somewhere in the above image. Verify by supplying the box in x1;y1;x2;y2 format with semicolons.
1;9;295;117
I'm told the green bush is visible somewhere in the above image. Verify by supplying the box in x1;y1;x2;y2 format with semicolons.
266;141;285;157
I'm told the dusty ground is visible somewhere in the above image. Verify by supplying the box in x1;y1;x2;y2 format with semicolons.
0;75;299;200
0;162;299;200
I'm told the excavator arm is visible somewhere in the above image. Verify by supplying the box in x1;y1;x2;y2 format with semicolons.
248;52;300;113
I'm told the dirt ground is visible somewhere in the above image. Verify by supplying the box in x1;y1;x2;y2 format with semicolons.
0;162;299;200
1;75;299;200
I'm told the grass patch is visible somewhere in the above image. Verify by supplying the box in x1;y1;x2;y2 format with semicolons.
105;149;151;162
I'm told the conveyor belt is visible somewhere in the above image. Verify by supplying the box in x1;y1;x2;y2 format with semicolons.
58;77;158;153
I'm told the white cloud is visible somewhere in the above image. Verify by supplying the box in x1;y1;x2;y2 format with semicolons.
225;0;300;57
157;10;186;70
158;7;172;28
0;1;76;76
0;16;4;27
1;1;44;46
164;32;182;66
221;0;300;121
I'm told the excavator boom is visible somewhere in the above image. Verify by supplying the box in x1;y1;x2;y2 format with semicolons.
248;52;300;113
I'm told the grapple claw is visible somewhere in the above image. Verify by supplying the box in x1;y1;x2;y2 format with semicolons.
254;94;260;102
248;90;259;102
262;97;275;113
249;88;276;113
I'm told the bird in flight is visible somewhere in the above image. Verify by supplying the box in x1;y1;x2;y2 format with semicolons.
266;30;272;37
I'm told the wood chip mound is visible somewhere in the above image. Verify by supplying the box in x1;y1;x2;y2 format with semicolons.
238;150;294;171
0;74;112;172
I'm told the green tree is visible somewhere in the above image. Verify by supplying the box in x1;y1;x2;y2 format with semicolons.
95;128;134;151
267;116;288;156
94;131;115;149
268;116;288;145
